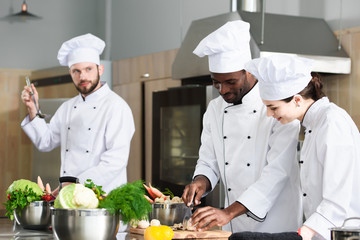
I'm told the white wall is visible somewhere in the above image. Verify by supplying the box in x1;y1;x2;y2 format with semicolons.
0;0;359;70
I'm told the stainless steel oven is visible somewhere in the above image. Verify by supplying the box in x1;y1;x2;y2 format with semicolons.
152;84;224;208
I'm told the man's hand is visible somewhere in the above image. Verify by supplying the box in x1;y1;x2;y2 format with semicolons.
182;175;210;207
190;202;248;232
21;83;39;120
190;206;232;231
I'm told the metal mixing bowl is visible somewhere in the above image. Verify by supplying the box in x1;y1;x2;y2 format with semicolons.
149;203;188;226
14;200;52;230
51;208;119;240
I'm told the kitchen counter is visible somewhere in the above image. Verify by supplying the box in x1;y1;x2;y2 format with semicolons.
0;218;229;239
0;217;142;240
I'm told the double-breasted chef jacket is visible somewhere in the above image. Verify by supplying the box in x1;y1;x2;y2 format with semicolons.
21;82;135;194
300;97;360;240
194;84;302;233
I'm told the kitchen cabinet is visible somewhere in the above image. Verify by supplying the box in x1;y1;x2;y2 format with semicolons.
113;49;178;84
113;82;143;183
113;49;181;184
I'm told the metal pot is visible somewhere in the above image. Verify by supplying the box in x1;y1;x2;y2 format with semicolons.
51;208;119;240
331;217;360;240
149;203;188;226
14;200;52;230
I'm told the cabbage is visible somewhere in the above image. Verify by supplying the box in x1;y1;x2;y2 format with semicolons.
7;179;43;196
54;183;99;209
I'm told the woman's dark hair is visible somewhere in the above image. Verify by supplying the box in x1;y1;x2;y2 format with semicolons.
282;72;326;102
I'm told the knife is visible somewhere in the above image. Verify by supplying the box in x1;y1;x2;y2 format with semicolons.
182;202;194;228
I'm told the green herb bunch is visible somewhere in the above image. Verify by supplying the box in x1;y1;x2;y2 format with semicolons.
99;180;152;224
3;186;42;220
84;179;106;201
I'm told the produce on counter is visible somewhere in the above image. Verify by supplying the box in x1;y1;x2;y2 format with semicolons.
53;179;152;225
143;183;184;204
137;219;150;229
150;219;161;227
54;183;99;209
99;180;152;224
144;225;174;240
3;178;54;220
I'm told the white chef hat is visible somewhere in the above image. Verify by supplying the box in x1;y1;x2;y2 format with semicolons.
193;20;252;73
57;33;105;67
244;54;314;101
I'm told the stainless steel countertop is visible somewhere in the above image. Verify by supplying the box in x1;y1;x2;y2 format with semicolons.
0;218;143;240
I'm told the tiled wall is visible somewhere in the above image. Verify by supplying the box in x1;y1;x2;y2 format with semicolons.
323;27;360;129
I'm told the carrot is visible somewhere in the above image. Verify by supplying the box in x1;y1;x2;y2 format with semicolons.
149;183;165;198
144;195;154;203
143;183;156;199
37;176;45;191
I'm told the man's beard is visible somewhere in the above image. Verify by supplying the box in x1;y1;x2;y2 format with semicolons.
75;73;100;95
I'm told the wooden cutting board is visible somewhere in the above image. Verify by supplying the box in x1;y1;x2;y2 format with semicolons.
129;227;232;239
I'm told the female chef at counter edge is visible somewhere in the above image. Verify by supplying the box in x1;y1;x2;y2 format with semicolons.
245;54;360;240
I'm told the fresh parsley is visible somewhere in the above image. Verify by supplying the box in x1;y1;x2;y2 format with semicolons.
84;179;106;200
3;186;42;220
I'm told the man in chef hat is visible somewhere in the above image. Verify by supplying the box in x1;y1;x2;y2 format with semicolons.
21;34;135;232
182;21;303;234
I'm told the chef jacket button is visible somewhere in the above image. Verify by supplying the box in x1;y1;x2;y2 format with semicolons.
303;193;307;197
68;127;70;130
63;171;66;174
74;106;77;109
253;110;257;113
247;136;251;139
228;188;231;191
88;128;91;131
224;110;227;113
223;136;227;139
66;149;69;152
299;160;304;164
86;150;89;153
225;162;229;165
247;163;250;166
93;107;96;109
309;130;312;133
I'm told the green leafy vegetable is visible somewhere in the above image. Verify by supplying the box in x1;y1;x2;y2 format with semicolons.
3;186;42;220
99;180;152;224
84;179;106;200
162;188;174;199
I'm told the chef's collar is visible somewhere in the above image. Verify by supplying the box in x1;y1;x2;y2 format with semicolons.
301;97;329;129
78;81;110;103
226;82;260;107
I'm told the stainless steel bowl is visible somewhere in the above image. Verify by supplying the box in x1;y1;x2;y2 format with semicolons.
51;208;119;240
14;200;52;230
149;203;187;226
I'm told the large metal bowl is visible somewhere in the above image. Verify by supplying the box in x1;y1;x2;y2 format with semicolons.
14;200;52;230
149;203;188;226
51;208;119;240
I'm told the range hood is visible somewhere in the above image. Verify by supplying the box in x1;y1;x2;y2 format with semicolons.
172;10;351;80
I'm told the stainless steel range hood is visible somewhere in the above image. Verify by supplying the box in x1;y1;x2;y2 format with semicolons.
172;10;351;80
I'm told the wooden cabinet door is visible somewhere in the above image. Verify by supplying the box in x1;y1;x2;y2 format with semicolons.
113;82;143;183
144;78;181;183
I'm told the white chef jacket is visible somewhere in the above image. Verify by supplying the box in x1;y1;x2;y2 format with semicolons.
194;84;302;233
300;97;360;240
21;82;135;194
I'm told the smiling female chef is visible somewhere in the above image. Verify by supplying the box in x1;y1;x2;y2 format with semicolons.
20;34;135;200
245;54;360;240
